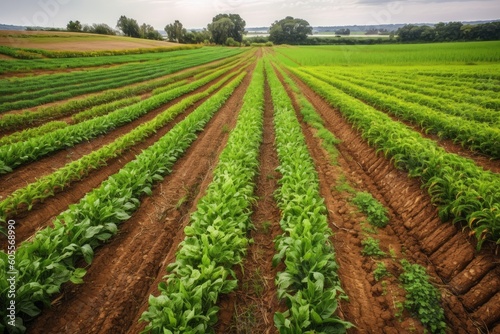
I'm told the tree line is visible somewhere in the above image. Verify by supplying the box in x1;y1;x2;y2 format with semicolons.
397;21;500;42
65;15;499;45
65;14;313;45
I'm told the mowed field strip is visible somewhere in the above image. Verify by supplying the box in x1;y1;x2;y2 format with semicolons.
0;34;499;333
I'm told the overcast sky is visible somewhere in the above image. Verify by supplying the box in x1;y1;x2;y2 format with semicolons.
1;0;499;30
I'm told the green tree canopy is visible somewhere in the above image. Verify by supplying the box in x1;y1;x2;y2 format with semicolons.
117;15;140;38
208;13;246;44
165;20;186;43
87;23;117;35
269;16;312;44
67;20;82;32
434;21;463;41
140;23;163;40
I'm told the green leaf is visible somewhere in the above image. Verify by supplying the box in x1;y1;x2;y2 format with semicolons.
69;267;87;284
81;244;94;264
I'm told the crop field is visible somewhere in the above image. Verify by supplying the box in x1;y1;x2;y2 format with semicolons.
0;40;499;334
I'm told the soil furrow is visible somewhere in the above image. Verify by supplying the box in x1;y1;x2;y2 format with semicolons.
215;77;282;334
289;71;494;332
27;60;254;334
278;70;426;333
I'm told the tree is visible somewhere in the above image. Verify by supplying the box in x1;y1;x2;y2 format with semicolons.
140;23;163;40
90;23;117;35
397;24;434;42
67;20;82;32
269;16;312;44
335;28;350;36
434;21;463;41
165;20;186;42
208;13;246;45
117;15;140;38
208;17;235;45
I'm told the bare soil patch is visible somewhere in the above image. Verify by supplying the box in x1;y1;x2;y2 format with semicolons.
0;30;178;51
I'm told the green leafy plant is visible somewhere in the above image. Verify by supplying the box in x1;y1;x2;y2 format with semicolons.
399;260;447;334
291;67;500;249
373;262;391;281
266;60;352;333
352;192;389;228
140;60;265;333
0;68;247;331
361;237;386;257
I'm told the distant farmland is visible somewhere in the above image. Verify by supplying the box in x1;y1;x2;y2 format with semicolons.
0;35;499;334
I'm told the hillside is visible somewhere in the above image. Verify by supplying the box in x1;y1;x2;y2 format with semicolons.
0;30;178;51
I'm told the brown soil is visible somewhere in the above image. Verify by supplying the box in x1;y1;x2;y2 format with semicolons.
0;61;250;248
0;30;178;51
26;58;255;334
215;78;283;334
287;70;499;333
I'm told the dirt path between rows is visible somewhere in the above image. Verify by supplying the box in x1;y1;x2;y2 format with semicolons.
288;71;499;333
27;59;256;334
215;78;283;334
275;68;425;333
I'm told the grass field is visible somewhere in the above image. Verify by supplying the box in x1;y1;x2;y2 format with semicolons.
276;41;500;65
0;36;499;334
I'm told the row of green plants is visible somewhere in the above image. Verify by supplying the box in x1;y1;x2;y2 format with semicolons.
331;70;500;124
292;69;500;249
275;60;447;333
0;47;241;94
0;68;245;224
0;121;67;147
418;74;500;93
0;46;239;74
0;55;224;112
345;68;500;110
277;56;447;333
265;61;352;333
0;56;166;98
271;60;342;165
0;59;243;175
0;51;247;130
0;46;44;59
0;44;202;59
413;67;500;81
0;69;247;333
140;60;265;333
301;68;500;159
70;96;143;123
0;97;146;146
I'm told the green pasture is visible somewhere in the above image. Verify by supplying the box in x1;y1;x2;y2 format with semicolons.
275;41;500;66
